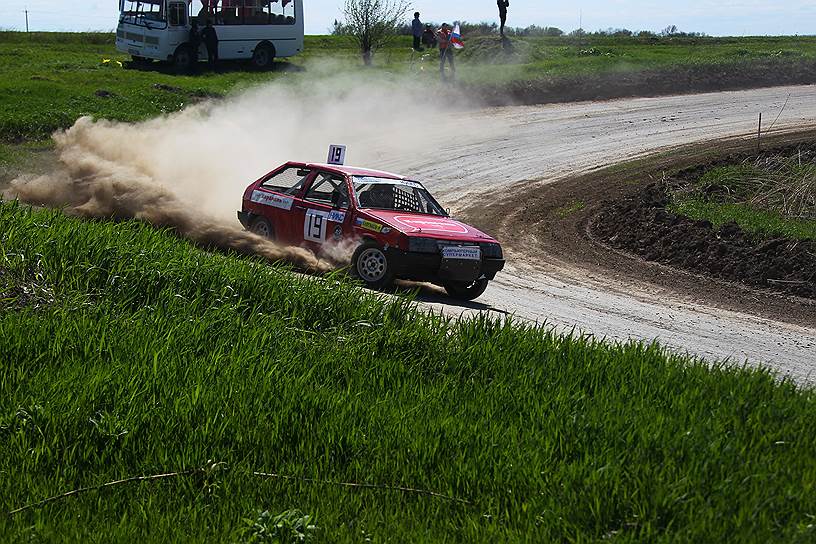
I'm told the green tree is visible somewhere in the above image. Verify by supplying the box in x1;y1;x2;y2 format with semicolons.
342;0;410;65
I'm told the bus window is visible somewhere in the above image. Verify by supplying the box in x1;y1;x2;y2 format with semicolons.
208;0;296;25
120;0;165;28
168;2;188;26
266;0;296;25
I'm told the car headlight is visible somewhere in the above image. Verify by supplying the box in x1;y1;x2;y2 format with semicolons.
408;237;440;253
479;243;503;259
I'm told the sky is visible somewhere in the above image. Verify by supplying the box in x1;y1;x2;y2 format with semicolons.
0;1;814;37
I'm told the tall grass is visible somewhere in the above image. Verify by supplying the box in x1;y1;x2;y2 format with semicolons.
1;201;815;542
671;150;816;239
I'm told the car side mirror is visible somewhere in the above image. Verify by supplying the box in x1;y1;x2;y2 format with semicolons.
446;208;451;216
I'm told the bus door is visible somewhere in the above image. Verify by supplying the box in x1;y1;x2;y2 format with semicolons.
166;0;190;51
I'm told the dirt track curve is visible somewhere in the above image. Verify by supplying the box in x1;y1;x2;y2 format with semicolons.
384;85;816;383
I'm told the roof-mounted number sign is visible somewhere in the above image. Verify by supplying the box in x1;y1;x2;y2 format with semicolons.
327;144;346;166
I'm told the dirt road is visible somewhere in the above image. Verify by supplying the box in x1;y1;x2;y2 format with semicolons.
390;85;816;383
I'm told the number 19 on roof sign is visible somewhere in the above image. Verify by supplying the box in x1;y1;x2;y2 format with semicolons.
327;144;346;166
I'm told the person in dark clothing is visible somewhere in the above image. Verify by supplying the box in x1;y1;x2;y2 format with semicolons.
422;24;437;49
200;19;219;67
411;12;423;51
188;21;201;72
497;0;509;36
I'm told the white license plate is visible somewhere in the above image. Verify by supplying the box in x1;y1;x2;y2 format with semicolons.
441;246;481;260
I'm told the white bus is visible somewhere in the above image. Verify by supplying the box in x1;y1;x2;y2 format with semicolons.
116;0;304;70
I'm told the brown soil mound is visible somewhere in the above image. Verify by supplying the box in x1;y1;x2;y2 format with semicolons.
469;59;816;107
591;183;816;299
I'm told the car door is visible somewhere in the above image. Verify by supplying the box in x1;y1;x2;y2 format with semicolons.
294;171;353;250
251;166;313;243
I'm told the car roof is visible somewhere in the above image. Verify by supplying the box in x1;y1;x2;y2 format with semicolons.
299;162;407;180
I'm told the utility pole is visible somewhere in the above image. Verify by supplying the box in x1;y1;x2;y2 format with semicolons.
24;8;29;33
579;9;582;31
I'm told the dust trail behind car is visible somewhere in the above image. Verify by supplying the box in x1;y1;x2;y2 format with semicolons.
3;70;481;270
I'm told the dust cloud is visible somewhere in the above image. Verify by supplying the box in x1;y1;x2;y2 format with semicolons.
3;69;478;271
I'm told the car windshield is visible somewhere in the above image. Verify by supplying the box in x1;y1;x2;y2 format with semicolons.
353;176;447;216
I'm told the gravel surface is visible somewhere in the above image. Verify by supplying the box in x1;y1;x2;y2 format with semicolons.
388;84;816;383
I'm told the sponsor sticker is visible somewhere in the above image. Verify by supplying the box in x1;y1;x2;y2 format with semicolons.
442;246;481;261
250;190;294;211
355;176;423;190
355;218;384;233
333;225;343;241
304;209;330;242
327;210;346;223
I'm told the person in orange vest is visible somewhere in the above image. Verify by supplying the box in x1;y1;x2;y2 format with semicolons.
436;23;455;81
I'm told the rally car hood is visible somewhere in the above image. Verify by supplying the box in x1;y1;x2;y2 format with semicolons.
363;210;498;243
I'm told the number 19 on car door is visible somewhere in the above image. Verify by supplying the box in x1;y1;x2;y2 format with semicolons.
304;209;329;242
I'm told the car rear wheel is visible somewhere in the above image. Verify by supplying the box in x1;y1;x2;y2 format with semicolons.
444;278;489;301
250;217;275;240
352;242;394;289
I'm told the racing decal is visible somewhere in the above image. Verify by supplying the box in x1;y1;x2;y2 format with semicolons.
354;176;423;189
333;225;343;241
441;246;481;260
304;209;330;242
393;215;469;234
250;190;294;211
327;210;346;223
355;218;384;233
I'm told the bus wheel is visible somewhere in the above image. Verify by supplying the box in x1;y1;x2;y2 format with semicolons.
173;45;194;73
251;43;275;70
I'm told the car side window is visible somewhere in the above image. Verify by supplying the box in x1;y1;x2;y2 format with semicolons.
305;173;349;209
261;167;312;195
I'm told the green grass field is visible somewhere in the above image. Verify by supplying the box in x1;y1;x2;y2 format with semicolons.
1;32;816;143
2;200;815;542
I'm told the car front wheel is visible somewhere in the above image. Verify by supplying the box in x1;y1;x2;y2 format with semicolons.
352;242;394;289
444;278;489;301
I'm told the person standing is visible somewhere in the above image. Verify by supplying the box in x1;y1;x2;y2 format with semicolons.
498;0;509;36
200;19;219;68
437;23;454;81
411;12;423;51
188;20;201;72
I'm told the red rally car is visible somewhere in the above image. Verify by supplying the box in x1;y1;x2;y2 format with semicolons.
238;162;505;300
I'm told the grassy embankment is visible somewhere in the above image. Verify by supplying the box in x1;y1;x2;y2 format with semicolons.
670;152;816;240
2;200;816;541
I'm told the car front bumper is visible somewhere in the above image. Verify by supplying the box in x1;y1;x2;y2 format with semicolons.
386;248;505;284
